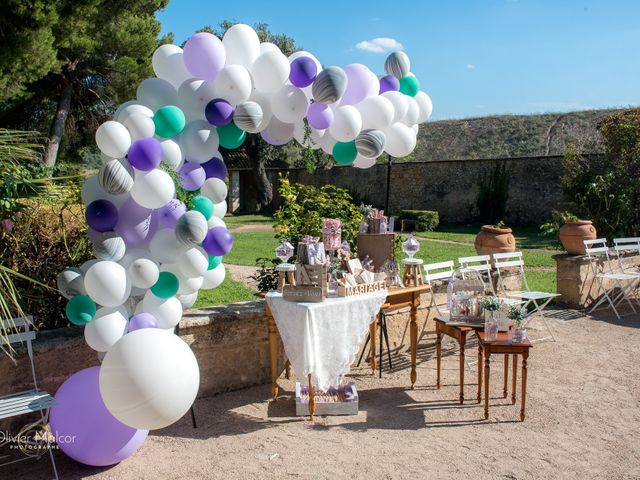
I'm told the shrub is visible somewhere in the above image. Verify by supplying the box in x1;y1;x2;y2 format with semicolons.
274;177;363;252
250;257;281;293
400;210;440;232
476;160;510;224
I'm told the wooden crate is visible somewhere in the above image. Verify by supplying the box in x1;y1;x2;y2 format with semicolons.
295;264;328;296
336;281;386;297
282;285;326;302
295;382;359;416
357;233;395;272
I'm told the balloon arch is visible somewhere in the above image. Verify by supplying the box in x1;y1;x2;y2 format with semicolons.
54;24;432;466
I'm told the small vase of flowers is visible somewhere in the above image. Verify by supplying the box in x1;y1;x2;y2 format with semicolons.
507;305;528;343
480;296;501;341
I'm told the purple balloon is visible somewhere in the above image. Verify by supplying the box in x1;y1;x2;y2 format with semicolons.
183;32;226;81
128;313;158;332
289;56;318;88
50;367;148;467
178;162;206;191
307;102;334;130
202;227;233;256
379;75;400;94
114;197;157;247
341;64;378;106
202;157;227;180
86;199;118;233
205;98;234;126
127;137;162;171
157;199;186;229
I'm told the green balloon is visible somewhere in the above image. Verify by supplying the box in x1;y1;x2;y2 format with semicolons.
153;105;186;138
191;195;214;220
332;141;358;165
218;122;246;149
66;295;96;325
151;271;179;299
399;75;420;97
208;255;222;270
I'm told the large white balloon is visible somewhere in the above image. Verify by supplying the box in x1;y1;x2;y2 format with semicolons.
271;85;308;123
212;200;228;220
248;90;274;132
201;263;226;290
222;24;260;68
136;78;177;111
265;117;294;143
149;228;182;264
160;139;184;170
80;176;128;208
130;169;175;209
381;91;408;123
213;65;252;107
207;215;227;229
114;102;153;124
142;291;183;329
177;292;199;309
384;122;417;158
201;178;228;204
99;329;199;430
320;131;338;155
251;51;290;93
178;246;209;278
123;113;155;140
353;154;377;169
152;44;191;89
128;258;159;289
414;91;433;123
95;121;131;159
177;78;216;121
84;306;128;352
330;106;362;142
180;120;220;164
402;97;420;126
84;261;131;307
356;96;395;130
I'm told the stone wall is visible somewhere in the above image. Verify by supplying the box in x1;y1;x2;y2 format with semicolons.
271;155;572;225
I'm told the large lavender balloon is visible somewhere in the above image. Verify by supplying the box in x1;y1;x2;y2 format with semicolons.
183;32;226;81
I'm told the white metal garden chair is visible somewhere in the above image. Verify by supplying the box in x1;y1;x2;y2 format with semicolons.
584;239;639;318
613;237;640;274
493;252;560;342
422;260;455;317
0;316;58;479
458;254;521;305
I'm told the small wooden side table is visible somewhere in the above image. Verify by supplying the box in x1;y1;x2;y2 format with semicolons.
402;258;424;287
477;331;532;421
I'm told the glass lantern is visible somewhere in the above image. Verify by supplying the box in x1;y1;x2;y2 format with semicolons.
275;241;294;266
447;267;485;323
402;234;420;259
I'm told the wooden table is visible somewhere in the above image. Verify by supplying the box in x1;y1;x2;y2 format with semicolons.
477;331;532;421
266;285;431;414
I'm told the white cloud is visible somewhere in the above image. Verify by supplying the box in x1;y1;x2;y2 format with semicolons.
355;37;403;54
466;64;476;70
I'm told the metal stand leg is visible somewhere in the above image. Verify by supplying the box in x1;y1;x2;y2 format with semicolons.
190;406;198;428
379;315;384;378
357;333;370;367
381;314;393;370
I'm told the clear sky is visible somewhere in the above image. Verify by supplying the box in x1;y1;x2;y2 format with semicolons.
157;0;640;120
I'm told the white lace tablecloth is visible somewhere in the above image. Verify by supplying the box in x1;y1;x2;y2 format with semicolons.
266;291;387;391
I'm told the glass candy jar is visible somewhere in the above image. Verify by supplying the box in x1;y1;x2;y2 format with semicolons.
402;234;420;259
447;268;485;323
275;241;294;266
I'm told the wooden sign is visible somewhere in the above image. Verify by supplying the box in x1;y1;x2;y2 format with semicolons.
336;281;386;297
283;285;326;303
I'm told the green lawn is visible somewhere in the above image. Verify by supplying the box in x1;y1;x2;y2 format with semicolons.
224;214;274;228
224;231;279;265
415;225;560;250
193;269;255;308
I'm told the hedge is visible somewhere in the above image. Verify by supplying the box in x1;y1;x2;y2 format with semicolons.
400;210;440;232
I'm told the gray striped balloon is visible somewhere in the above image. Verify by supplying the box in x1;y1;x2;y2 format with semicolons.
234;101;263;133
93;232;126;262
355;129;386;158
98;159;134;195
175;211;208;246
311;67;347;104
384;51;410;80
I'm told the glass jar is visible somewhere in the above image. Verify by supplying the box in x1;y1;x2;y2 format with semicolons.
448;268;485;323
512;324;527;343
484;310;499;341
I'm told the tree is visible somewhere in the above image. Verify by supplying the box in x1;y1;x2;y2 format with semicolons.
0;0;171;167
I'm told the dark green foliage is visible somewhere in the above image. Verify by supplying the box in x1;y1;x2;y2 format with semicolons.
250;258;280;293
400;210;440;232
476;161;509;224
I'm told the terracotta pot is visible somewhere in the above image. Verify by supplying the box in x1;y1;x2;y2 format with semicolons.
559;220;597;255
474;225;516;256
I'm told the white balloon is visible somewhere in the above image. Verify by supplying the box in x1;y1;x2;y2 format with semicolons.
80;259;98;274
265;117;295;143
259;42;280;54
271;85;308;123
381;91;408;123
142;291;183;329
178;246;209;278
320;131;338;155
402;97;420;126
177;292;198;309
213;65;252;107
330;105;362;142
356;96;395;130
384;122;417;158
353;154;377;169
99;329;199;430
95;121;131;158
212;200;228;219
123;113;155;140
152;44;191;89
84;261;131;307
176;78;216;121
136;78;177;111
57;267;85;299
207;215;227;229
201;178;228;204
130;169;175;209
180;120;220;163
223;24;260;68
149;229;182;264
128;258;159;289
201;263;225;290
412;124;419;135
251;51;290;93
84;306;128;352
114;102;154;124
160;139;184;170
119;248;153;269
248;90;274;132
81;176;128;208
414;91;433;123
